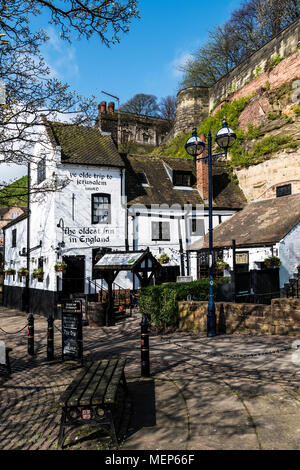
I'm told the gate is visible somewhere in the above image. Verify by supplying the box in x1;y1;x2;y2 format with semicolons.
235;268;280;304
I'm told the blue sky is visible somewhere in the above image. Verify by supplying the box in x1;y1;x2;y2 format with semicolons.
3;0;243;183
40;0;243;105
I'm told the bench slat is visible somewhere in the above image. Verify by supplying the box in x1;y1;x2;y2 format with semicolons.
80;361;110;406
67;361;101;407
104;359;127;405
59;363;94;406
91;359;119;405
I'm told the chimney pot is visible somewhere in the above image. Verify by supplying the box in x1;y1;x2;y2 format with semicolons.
107;102;115;113
99;101;107;114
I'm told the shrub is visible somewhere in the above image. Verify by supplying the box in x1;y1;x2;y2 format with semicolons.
254;65;262;78
267;54;284;72
139;278;229;330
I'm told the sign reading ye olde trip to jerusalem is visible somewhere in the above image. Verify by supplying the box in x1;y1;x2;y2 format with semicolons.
69;170;113;191
63;169;117;244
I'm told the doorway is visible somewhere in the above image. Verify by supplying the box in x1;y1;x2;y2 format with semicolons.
62;255;85;296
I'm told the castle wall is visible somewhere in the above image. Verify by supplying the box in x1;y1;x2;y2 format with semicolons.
172;19;300;137
210;19;300;111
173;87;209;137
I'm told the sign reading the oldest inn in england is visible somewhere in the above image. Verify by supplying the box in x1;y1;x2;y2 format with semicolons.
2;116;247;317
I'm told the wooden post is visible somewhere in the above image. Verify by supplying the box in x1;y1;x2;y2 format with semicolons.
232;239;236;302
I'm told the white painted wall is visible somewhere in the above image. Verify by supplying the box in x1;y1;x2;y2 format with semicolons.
3;125;240;295
279;222;300;287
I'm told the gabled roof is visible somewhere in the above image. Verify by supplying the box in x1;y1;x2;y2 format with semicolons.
191;193;300;250
43;118;125;168
2;210;29;231
123;154;247;209
0;206;26;219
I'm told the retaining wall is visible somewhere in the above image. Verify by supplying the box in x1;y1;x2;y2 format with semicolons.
178;298;300;335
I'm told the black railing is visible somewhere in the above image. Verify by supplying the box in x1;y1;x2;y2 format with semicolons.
283;275;300;299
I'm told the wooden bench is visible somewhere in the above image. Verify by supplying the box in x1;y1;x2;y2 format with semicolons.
0;341;12;375
58;358;127;449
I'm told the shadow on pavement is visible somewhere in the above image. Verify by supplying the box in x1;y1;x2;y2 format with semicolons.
126;378;156;438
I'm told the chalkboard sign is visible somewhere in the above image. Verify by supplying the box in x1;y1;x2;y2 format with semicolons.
61;300;83;361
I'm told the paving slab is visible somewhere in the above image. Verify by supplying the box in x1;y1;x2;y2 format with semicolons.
1;306;300;450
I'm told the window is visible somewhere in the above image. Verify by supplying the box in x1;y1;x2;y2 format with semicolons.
91;194;111;224
152;221;170;241
37;156;46;184
173;172;192;187
136;172;148;186
190;218;205;236
12;229;16;247
276;184;291;198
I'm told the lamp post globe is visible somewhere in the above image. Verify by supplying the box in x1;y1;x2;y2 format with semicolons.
185;128;205;165
215;117;236;150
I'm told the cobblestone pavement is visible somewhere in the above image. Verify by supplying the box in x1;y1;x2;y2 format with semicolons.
1;306;300;450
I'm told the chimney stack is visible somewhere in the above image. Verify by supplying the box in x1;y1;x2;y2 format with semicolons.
99;101;107;114
107;102;115;114
196;133;209;202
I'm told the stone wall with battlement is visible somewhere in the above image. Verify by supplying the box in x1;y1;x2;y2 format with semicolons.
173;19;300;137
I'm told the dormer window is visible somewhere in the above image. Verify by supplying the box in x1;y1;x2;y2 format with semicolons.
173;171;192;187
136;172;149;186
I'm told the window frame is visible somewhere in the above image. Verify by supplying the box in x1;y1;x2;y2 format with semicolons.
151;221;171;242
12;229;17;248
173;171;193;187
37;156;46;184
276;184;291;198
91;193;111;225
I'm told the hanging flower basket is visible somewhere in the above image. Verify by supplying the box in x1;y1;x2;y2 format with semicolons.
18;268;29;278
216;260;230;271
33;268;44;280
54;261;67;273
5;268;16;276
158;254;170;265
264;256;281;268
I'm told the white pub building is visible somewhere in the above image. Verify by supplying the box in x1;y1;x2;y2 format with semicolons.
3;117;245;317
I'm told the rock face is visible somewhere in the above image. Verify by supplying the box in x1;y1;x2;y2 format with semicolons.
236;152;300;201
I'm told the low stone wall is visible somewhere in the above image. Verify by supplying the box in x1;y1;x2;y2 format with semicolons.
178;298;300;335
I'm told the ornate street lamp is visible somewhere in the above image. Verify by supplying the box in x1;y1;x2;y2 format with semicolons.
185;117;236;337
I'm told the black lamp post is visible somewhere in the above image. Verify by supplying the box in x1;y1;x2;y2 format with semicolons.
185;117;236;337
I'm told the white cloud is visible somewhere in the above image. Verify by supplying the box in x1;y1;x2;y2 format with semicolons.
168;51;193;78
42;27;79;80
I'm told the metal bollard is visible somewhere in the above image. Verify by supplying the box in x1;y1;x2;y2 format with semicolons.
141;315;150;377
47;316;54;361
28;313;34;356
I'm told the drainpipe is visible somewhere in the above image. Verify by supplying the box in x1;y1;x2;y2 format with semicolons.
26;162;31;314
121;168;129;251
